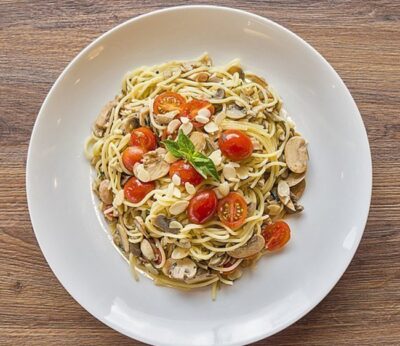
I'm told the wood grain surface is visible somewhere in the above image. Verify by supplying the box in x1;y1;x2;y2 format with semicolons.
1;1;399;345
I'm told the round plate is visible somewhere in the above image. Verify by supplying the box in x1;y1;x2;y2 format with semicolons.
27;5;372;346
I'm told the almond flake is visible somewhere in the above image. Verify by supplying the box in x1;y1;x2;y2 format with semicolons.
165;151;179;163
180;122;193;135
223;164;236;181
169;201;189;215
113;190;125;207
167;119;181;134
194;115;210;124
209;150;222;166
173;187;182;198
197;107;211;118
218;181;230;197
172;174;181;186
185;182;196;195
214;112;226;125
180;116;190;124
236;166;249;180
204;121;219;133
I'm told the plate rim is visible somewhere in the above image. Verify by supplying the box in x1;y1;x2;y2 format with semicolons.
26;5;372;345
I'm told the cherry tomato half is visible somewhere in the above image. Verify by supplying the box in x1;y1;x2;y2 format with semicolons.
218;130;253;161
153;92;186;115
217;192;247;230
182;99;215;128
261;220;291;251
122;146;146;172
123;177;155;203
169;160;204;186
130;127;157;151
187;189;218;224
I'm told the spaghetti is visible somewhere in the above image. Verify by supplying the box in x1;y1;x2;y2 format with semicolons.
85;54;309;297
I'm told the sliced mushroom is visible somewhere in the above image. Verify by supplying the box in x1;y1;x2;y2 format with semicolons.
245;73;267;88
155;110;179;124
116;224;129;253
285;172;306;188
171;246;190;260
214;88;225;99
284;136;308;174
134;148;170;182
129;242;141;257
153;214;181;234
228;234;265;259
133;216;149;238
93;99;117;137
291;179;306;200
277;180;296;212
185;272;218;284
225;267;243;281
163;258;197;280
226;104;246;119
99;179;113;205
227;65;245;80
190;132;207;152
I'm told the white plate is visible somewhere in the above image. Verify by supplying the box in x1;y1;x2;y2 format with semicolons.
27;5;372;346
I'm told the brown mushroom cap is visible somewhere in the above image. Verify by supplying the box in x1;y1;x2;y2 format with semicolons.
228;234;265;259
284;136;308;173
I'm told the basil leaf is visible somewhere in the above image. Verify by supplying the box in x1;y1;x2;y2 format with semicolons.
190;152;219;181
162;139;182;158
177;130;195;154
162;131;219;181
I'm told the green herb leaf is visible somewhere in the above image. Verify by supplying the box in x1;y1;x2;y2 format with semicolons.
162;131;219;181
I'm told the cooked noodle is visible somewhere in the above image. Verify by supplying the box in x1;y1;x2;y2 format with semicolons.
85;54;308;293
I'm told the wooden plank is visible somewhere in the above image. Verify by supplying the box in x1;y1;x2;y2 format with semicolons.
0;1;399;345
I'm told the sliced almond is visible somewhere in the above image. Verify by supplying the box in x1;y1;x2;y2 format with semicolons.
167;119;181;134
140;239;155;261
223;164;237;181
236;166;249;180
204;121;219;133
228;234;265;259
214;112;226;125
180;116;190;124
172;174;181;186
185;182;196;195
277;180;296;211
173;187;182;198
198;107;211;118
194;115;210;124
218;181;230;197
209;150;222;166
169;200;189;215
180;122;193;135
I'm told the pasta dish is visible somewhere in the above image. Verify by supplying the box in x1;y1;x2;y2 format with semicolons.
85;54;309;298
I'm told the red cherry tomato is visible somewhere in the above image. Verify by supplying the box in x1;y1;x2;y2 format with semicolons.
123;177;155;203
217;192;247;229
261;220;291;251
169;160;204;186
130;127;157;151
182;99;215;128
218;130;253;161
153;92;186;115
187;189;218;224
122;146;145;172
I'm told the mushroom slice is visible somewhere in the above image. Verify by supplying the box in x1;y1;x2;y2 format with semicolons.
284;136;308;173
185;273;218;284
226;104;246;119
163;258;197;280
93;99;117;136
153;214;180;234
116;224;130;253
134;148;170;182
190;132;207;152
285;171;306;187
291;179;306;200
214;88;225;99
171;246;190;260
129;242;141;257
133;216;149;238
227;65;245;80
228;234;265;259
277;180;296;212
98;179;113;205
245;73;268;88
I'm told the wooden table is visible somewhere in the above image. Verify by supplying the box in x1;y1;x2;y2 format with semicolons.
1;1;399;345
